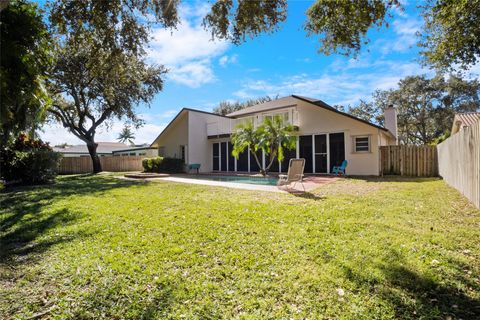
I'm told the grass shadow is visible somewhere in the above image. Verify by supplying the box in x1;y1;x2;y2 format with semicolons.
287;190;326;201
346;175;441;183
65;278;177;319
340;248;480;319
381;264;480;319
0;174;144;265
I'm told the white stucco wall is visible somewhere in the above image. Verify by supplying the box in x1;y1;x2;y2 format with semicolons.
188;111;229;172
295;100;391;175
153;112;188;160
150;99;396;176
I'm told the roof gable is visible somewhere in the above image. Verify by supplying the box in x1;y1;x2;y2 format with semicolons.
150;108;228;147
227;95;389;132
291;95;389;132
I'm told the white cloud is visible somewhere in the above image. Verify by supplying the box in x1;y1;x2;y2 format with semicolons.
167;60;215;87
233;60;431;106
147;2;229;88
40;116;169;146
219;54;238;67
378;18;422;54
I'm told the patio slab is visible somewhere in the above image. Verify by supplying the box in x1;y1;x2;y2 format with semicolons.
122;173;340;193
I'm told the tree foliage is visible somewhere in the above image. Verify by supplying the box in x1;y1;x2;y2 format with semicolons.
47;0;168;172
347;74;480;144
421;0;480;69
302;0;480;69
256;116;296;172
213;95;277;115
0;0;52;144
203;0;287;45
305;0;393;57
1;133;61;184
231;120;262;172
231;117;296;175
117;126;135;145
48;0;180;56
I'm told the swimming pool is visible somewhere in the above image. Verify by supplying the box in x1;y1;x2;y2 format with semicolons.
185;175;279;186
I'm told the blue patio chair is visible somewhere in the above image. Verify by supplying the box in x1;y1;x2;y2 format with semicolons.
332;160;348;175
188;163;201;174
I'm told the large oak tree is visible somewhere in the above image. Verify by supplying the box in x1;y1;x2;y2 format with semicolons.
346;74;480;145
46;0;174;172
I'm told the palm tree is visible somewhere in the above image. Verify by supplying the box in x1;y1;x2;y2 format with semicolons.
257;116;297;173
231;120;263;173
231;117;297;175
117;126;135;145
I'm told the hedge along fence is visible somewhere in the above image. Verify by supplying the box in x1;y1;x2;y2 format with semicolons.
437;119;480;208
58;156;144;174
380;145;438;177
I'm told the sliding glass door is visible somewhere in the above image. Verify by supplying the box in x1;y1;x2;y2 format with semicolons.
212;143;219;171
314;134;327;173
299;135;313;173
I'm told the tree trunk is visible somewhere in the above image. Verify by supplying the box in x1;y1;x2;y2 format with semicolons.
264;151;277;174
250;146;265;176
86;141;102;173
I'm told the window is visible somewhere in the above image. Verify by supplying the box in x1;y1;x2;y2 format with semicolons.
263;111;289;123
139;152;146;156
180;145;185;162
354;136;370;153
129;152;136;156
235;117;253;127
158;147;165;157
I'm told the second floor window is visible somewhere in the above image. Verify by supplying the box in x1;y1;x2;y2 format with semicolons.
263;112;289;123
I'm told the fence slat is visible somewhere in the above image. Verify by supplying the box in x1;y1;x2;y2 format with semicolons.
58;156;144;174
380;145;438;177
437;120;480;208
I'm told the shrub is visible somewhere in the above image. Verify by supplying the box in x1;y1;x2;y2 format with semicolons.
142;158;152;172
142;157;162;172
141;156;184;173
1;134;62;185
160;157;184;173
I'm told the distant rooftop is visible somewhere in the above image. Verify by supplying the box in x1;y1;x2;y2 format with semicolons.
53;142;128;154
452;112;480;134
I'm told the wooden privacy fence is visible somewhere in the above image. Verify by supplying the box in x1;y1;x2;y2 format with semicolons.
58;156;144;174
380;145;438;177
437;120;480;208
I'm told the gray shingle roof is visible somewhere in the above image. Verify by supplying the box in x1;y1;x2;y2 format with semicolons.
226;96;299;117
53;142;128;154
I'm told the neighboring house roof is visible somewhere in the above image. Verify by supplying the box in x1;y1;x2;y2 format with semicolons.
112;146;157;153
53;142;128;154
451;112;480;134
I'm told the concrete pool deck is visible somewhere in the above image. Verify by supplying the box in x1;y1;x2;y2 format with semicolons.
122;173;340;193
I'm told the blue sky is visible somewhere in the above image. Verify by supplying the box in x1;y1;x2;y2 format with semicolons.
40;0;478;145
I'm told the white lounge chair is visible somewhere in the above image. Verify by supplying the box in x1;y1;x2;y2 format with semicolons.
278;158;305;191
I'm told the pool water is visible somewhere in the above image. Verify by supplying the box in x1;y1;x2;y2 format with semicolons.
186;175;278;186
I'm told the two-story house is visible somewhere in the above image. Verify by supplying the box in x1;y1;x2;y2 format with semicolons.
150;95;397;175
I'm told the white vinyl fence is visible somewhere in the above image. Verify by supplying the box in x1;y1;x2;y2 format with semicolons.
437;120;480;208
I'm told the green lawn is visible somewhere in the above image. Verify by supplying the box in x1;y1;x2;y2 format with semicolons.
1;175;479;319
